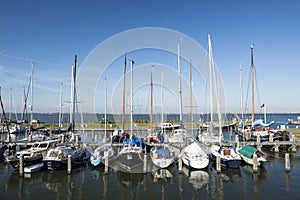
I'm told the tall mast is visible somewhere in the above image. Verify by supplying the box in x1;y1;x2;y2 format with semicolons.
130;59;134;141
9;87;12;121
189;59;193;134
150;65;153;135
251;44;255;123
0;87;11;142
161;72;164;124
208;34;214;131
104;77;107;139
59;82;63;128
177;41;183;125
121;54;127;133
72;54;77;133
30;62;34;125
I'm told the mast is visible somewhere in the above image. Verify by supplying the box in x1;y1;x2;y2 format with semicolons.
251;44;255;123
59;82;63;128
30;62;34;125
104;77;107;139
130;59;134;141
9;87;12;121
189;59;193;134
72;54;77;133
177;41;183;125
161;72;164;125
121;54;127;133
150;65;153;135
208;34;214;132
0;87;11;142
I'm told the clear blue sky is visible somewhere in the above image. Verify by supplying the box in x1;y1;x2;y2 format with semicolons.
1;0;300;115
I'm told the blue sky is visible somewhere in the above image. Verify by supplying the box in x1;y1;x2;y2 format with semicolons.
0;0;300;115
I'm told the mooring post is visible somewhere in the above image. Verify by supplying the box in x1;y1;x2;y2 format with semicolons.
104;151;108;174
253;153;258;173
274;144;280;153
143;154;147;173
75;135;79;145
216;155;221;173
269;134;273;142
256;135;260;145
178;155;183;173
285;153;290;173
67;155;72;174
19;154;24;176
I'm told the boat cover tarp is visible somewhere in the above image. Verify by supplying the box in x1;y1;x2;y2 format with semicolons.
238;145;257;159
155;146;172;159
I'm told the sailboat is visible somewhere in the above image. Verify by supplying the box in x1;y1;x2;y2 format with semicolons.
168;41;187;146
90;78;114;167
181;60;209;169
206;34;242;168
198;34;221;145
43;55;86;171
236;45;275;141
110;59;145;173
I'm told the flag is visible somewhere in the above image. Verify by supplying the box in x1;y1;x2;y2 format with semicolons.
261;104;265;108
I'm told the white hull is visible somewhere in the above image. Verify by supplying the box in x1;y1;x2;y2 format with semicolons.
182;142;209;169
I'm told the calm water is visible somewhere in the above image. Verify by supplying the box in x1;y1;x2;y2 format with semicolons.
1;113;300;200
1;148;300;200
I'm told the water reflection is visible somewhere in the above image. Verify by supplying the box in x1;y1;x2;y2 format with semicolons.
182;166;209;190
151;167;174;182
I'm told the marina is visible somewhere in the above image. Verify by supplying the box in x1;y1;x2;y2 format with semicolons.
1;127;300;200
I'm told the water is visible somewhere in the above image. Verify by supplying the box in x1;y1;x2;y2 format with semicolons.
1;150;300;200
1;113;300;199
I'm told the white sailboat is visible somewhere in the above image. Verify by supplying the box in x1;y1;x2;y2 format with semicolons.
168;41;186;145
206;34;242;168
198;34;221;144
181;60;209;169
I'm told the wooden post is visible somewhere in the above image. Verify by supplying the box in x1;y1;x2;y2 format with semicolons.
285;153;290;173
178;155;182;173
67;155;72;174
75;135;78;145
143;154;147;173
256;135;260;145
216;155;221;173
274;144;279;153
253;153;258;173
19;154;24;176
104;151;109;173
269;134;273;142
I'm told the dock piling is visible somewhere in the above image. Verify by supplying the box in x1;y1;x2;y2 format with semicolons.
143;154;147;173
216;155;221;173
67;155;72;174
253;153;258;173
178;155;182;173
19;154;24;176
285;153;290;173
104;151;108;173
